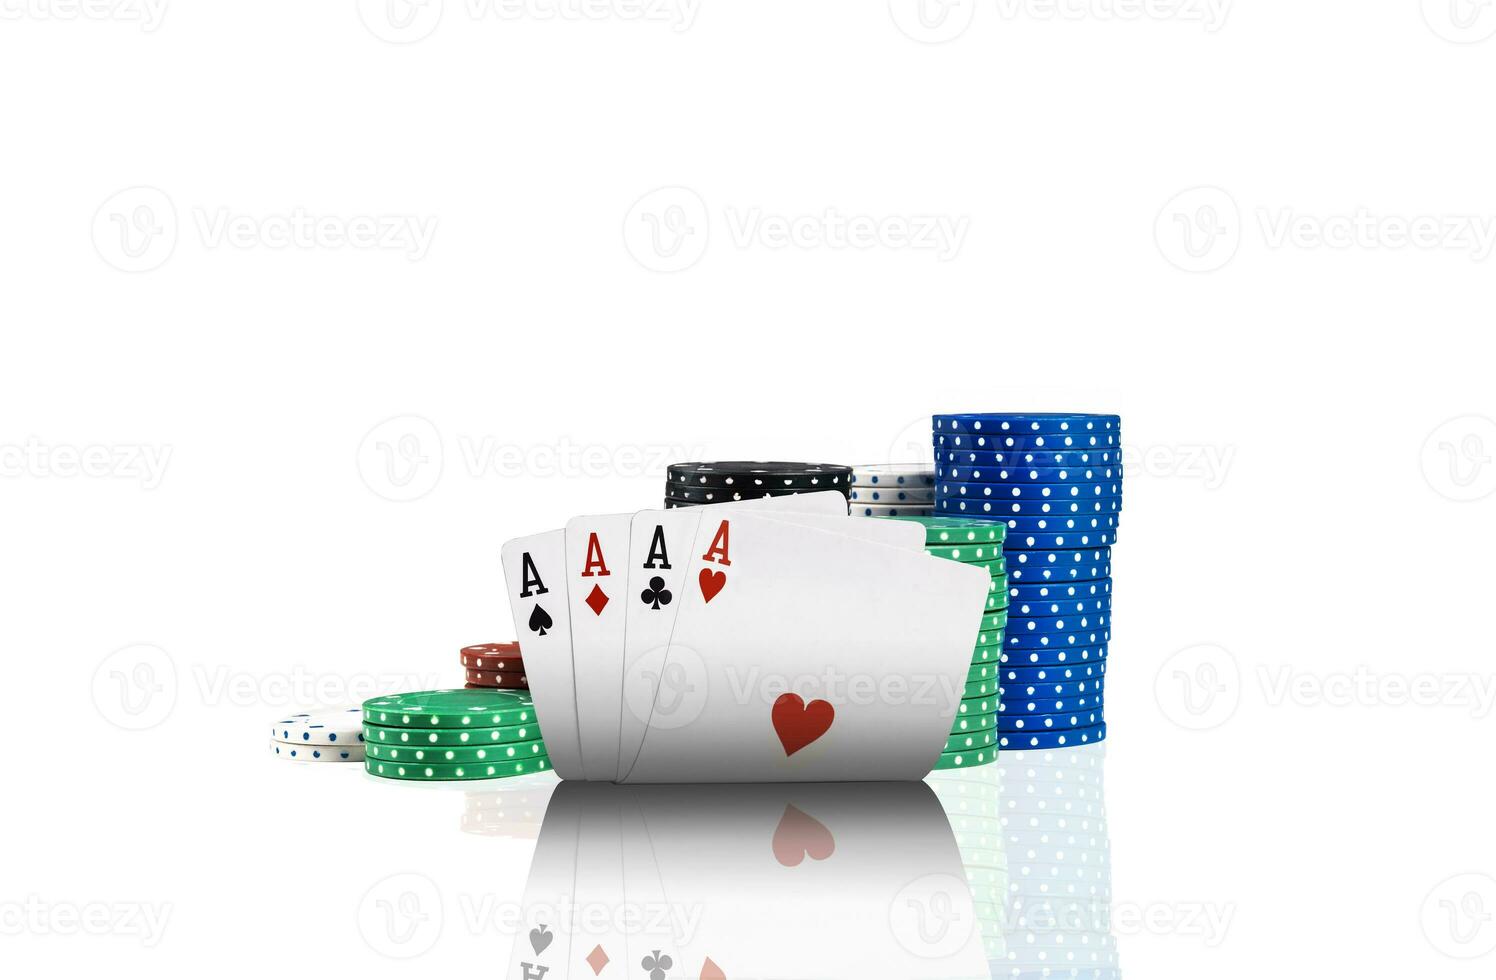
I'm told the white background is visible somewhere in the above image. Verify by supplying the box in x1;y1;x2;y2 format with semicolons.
4;2;1496;978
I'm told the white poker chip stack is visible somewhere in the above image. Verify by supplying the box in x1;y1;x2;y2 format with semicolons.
269;707;366;763
848;463;935;518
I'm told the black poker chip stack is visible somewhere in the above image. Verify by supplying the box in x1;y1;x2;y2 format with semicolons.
664;461;853;509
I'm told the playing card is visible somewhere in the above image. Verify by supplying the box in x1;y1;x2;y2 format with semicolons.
614;503;922;782
622;512;990;783
503;788;581;980
565;514;633;782
500;530;584;780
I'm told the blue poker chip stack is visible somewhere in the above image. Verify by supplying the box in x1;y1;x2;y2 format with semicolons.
932;413;1121;750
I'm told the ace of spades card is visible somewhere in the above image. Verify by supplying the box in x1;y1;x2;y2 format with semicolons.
621;512;990;783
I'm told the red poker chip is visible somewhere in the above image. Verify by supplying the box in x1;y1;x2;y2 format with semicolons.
460;652;525;672
465;668;529;690
462;641;521;657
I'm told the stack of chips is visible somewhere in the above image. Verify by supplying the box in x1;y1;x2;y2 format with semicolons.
933;413;1120;750
848;463;935;517
361;689;550;781
461;641;528;690
268;707;366;764
664;461;853;508
883;515;1009;771
929;766;1009;962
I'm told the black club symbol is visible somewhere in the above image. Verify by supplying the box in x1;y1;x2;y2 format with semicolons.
642;951;673;980
641;576;673;610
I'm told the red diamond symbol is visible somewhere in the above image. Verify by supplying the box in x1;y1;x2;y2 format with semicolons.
586;944;609;974
585;584;609;616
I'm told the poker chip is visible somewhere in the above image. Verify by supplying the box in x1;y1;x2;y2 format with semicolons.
1008;611;1110;634
980;593;1010;612
944;729;997;752
999;710;1101;732
935;427;1122;451
666;461;852;491
933;413;1122;437
366;738;546;765
924;542;1006;562
999;649;1107;670
964;676;999;699
883;515;1007;545
459;642;523;672
1000;663;1105;684
849;504;933;518
936;496;1121;518
936;463;1123;485
933;746;997;770
998;514;1121;535
950;710;997;733
1007;579;1111;603
999;678;1104;700
270;707;365;745
269;739;364;762
464;668;529;689
1008;547;1110;569
957;694;998;716
365;755;552;781
999;722;1106;750
999;694;1104;715
364;720;542;746
937;447;1120;469
978;610;1010;631
939;480;1122;504
1005;630;1110;650
362;689;537;729
967;661;999;682
1010;561;1111;584
975;626;1007;647
970;644;1001;664
850;463;936;487
1005;529;1117;551
1010;595;1111;617
848;486;934;504
669;485;812;504
967;556;1008;574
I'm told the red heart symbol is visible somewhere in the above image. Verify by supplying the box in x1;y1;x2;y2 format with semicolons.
772;693;834;757
771;804;835;867
698;568;726;603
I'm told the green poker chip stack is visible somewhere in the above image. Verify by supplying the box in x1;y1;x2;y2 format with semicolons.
361;690;550;782
882;515;1008;769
